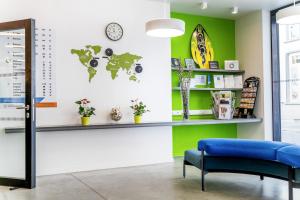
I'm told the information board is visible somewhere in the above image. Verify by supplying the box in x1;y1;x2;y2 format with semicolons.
35;27;57;107
0;27;57;120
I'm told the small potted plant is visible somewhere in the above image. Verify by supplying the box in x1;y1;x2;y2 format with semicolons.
75;98;96;126
130;99;150;124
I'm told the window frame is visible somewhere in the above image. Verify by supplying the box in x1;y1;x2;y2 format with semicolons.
271;1;300;141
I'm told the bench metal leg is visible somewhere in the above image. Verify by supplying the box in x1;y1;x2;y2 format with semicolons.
288;167;294;200
260;175;264;181
201;169;205;191
201;149;205;191
183;161;186;178
289;180;293;200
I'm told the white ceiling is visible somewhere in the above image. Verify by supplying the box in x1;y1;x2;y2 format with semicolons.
170;0;293;20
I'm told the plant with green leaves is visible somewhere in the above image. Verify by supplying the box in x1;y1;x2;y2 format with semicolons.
75;98;96;117
130;99;150;116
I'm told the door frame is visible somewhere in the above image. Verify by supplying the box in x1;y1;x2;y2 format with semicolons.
270;10;281;141
0;19;36;189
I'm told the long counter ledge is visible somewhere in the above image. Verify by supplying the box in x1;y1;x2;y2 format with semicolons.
4;118;262;133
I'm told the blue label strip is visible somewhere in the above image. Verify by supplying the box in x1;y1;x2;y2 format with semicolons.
0;97;44;103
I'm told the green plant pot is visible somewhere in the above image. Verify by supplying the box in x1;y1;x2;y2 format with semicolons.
134;115;142;124
81;117;90;126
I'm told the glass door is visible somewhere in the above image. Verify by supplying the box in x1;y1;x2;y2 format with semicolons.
0;19;36;188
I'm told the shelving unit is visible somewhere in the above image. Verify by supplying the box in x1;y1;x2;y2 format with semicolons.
171;65;251;121
172;67;244;92
171;67;245;74
172;87;243;91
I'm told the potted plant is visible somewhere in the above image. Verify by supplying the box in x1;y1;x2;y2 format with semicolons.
130;99;150;124
75;98;96;126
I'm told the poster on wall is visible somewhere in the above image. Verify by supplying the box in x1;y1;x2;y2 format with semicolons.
35;27;57;108
0;29;26;109
0;27;57;115
0;29;27;122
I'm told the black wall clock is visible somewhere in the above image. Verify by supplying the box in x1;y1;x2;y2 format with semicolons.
105;22;123;41
105;48;113;56
90;57;99;68
135;64;143;73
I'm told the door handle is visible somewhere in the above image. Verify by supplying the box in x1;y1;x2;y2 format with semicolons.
16;105;30;110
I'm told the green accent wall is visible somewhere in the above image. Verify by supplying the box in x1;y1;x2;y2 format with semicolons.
171;12;237;156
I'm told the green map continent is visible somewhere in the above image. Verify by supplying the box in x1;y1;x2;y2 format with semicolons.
106;53;142;81
71;45;102;82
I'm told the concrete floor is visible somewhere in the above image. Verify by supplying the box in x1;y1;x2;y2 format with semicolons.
0;158;299;200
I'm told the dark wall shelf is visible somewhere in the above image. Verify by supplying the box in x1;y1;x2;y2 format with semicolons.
171;67;245;74
172;87;243;91
5;118;262;134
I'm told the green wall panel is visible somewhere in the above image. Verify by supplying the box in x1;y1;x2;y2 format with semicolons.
171;12;237;156
171;12;236;64
172;124;237;156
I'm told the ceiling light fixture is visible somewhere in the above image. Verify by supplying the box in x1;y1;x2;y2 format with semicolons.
276;0;300;24
200;1;208;10
145;0;185;38
145;19;185;37
231;6;239;14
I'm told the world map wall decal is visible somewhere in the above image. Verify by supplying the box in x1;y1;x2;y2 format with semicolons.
71;45;143;82
71;45;102;82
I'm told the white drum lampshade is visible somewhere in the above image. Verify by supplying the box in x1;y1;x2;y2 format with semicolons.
145;18;185;38
277;3;300;24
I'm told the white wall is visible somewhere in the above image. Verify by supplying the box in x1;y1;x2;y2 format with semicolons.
235;10;272;140
0;0;173;176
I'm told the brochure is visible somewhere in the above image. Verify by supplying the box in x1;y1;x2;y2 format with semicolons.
224;75;235;88
234;75;243;88
213;75;224;88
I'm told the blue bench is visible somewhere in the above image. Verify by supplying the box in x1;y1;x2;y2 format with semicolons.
183;139;300;200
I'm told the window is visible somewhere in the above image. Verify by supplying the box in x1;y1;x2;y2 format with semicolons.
286;24;300;42
287;52;300;103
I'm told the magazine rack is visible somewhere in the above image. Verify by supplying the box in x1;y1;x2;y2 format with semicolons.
238;77;260;118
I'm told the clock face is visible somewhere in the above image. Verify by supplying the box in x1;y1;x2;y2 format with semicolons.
106;23;123;41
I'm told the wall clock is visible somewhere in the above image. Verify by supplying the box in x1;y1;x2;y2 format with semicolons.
105;48;114;56
135;64;143;73
105;22;123;41
90;57;99;68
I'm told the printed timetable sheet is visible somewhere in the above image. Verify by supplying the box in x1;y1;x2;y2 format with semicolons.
0;29;25;107
0;27;57;121
0;29;26;123
0;28;57;107
35;28;57;108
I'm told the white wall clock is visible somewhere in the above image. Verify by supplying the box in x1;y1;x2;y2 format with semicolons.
105;22;123;41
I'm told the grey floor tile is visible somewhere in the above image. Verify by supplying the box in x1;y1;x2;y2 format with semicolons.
0;174;104;200
1;157;300;200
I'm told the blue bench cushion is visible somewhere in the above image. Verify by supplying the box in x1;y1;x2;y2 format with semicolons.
198;139;290;161
277;145;300;168
184;150;202;169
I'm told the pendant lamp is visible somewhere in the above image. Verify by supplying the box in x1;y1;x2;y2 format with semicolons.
145;0;185;38
277;0;300;24
145;18;185;37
